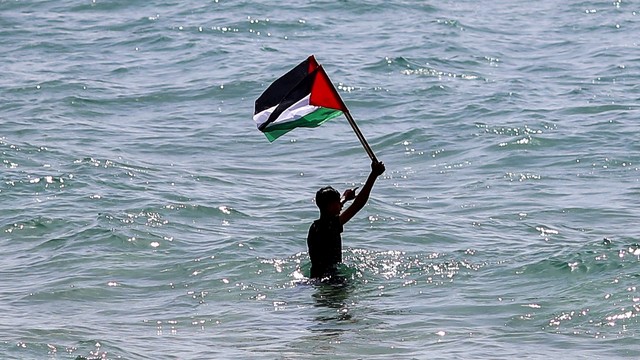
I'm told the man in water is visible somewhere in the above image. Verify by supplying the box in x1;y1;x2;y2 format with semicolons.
307;160;386;279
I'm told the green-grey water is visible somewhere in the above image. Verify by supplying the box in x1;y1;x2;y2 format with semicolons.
1;1;639;359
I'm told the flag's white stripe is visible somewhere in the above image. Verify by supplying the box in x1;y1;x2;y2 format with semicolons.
253;95;317;129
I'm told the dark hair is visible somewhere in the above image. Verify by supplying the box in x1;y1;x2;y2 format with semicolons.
315;186;340;212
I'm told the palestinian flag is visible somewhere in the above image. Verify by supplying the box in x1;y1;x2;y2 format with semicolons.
253;55;348;142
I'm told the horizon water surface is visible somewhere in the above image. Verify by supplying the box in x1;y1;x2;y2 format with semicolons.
1;0;640;359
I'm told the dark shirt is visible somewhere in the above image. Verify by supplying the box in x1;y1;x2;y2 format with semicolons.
307;215;343;278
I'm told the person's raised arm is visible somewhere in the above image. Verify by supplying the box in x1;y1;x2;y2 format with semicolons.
339;160;385;225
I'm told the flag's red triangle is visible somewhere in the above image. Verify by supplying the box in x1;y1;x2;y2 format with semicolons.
309;66;348;112
307;55;320;74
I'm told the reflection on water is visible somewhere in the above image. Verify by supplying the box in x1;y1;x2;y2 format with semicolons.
309;263;361;332
312;276;355;322
305;274;357;352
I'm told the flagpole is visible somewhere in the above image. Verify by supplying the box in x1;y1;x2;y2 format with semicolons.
344;110;378;162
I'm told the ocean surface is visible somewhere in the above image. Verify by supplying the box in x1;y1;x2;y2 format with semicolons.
1;0;639;359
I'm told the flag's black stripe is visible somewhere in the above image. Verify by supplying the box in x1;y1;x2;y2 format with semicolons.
258;69;318;131
254;58;312;115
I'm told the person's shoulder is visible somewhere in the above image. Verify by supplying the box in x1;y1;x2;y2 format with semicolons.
309;219;321;232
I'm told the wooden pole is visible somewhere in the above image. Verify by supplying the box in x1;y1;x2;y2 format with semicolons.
344;111;377;162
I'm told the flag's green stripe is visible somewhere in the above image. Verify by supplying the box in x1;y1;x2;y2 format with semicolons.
263;107;342;142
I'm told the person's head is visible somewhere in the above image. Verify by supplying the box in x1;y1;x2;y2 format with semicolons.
315;186;342;216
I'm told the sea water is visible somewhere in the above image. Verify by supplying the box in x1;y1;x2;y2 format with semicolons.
1;0;639;359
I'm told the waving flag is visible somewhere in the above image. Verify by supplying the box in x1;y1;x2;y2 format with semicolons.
253;55;348;142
